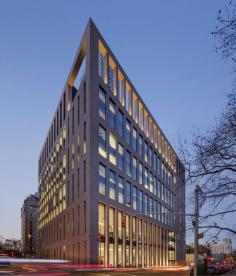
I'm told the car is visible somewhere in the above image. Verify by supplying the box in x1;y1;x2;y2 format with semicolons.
207;264;217;275
0;254;11;268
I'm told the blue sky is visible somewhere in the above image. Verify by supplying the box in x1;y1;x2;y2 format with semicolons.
0;1;233;245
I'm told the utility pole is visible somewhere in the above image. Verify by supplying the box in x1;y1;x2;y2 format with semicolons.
194;185;201;276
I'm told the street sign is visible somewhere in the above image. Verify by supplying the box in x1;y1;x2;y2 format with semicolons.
197;232;204;239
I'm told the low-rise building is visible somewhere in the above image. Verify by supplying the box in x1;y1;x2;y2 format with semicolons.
209;238;232;255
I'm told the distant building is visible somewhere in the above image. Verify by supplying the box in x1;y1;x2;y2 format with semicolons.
21;193;38;255
209;238;232;255
0;238;21;252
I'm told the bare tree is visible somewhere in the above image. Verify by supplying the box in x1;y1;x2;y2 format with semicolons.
180;1;236;237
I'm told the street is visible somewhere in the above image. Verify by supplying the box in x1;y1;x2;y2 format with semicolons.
0;265;190;275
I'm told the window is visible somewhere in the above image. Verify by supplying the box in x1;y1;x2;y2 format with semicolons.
158;203;161;221
117;71;124;105
125;83;132;115
144;194;148;215
144;141;148;163
109;133;116;165
99;163;106;195
109;100;115;130
99;87;106;120
126;181;131;207
118;176;124;204
139;190;143;212
99;125;106;158
126;120;131;145
132;157;137;181
118;143;124;171
157;180;161;198
144;167;148;189
108;208;115;267
162;183;165;201
158;157;161;176
132;92;138;123
154;176;157;196
139;163;143;185
132;128;137;152
118;110;124;138
153;200;157;220
149;197;153;218
98;52;105;80
98;203;105;236
138;135;143;158
108;66;115;92
154;152;157;172
149;147;153;168
126;150;131;177
98;41;107;82
132;186;137;210
109;170;115;200
149;172;153;193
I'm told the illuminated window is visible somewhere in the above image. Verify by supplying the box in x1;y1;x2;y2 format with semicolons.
99;87;106;120
125;215;130;266
99;163;106;195
98;203;105;265
117;211;123;267
144;111;149;137
125;82;132;115
139;102;143;130
98;125;107;158
132;92;138;123
108;207;115;267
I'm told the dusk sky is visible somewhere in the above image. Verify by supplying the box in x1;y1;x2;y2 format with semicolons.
0;1;233;245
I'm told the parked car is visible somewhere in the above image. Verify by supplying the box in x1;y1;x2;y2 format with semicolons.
0;254;11;267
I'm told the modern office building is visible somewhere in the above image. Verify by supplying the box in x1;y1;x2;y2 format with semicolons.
21;193;38;255
38;19;185;267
